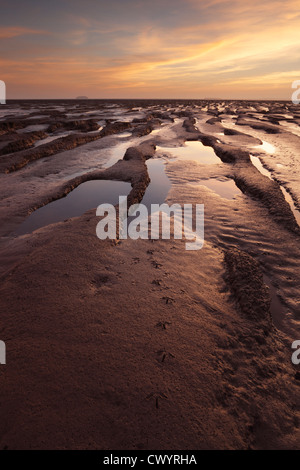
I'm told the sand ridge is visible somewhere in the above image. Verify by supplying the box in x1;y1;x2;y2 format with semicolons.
0;99;300;449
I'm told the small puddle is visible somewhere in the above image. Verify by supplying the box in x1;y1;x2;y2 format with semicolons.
104;141;131;168
87;126;103;134
15;180;132;235
157;141;221;165
250;156;272;180
141;158;171;210
151;128;162;136
104;134;155;169
280;186;300;226
279;121;300;137
254;140;275;154
190;178;242;200
17;124;48;134
34;133;72;147
250;155;300;225
115;132;132;138
26;114;48;120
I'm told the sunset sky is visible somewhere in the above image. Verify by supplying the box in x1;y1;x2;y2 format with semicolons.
1;0;299;99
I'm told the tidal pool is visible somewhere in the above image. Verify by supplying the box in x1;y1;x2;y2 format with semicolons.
115;132;132;138
141;158;171;210
250;155;272;180
250;155;300;226
157;141;221;165
254;140;275;154
189;178;242;200
15;180;132;235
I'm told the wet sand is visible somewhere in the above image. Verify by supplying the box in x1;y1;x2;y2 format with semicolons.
0;99;299;449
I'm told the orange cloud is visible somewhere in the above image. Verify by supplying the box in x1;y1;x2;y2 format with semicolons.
2;0;300;99
0;27;48;39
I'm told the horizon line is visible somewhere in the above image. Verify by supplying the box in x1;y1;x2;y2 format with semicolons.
4;97;292;102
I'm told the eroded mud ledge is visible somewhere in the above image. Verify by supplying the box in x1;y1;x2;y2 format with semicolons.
0;100;300;450
182;117;300;234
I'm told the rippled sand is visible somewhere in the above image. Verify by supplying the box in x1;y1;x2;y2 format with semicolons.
0;99;299;449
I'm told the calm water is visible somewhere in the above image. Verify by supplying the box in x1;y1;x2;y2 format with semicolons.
141;159;171;210
157;141;221;165
190;178;242;200
15;180;132;235
251;155;300;226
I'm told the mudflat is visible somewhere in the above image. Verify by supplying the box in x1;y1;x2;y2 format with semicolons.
0;99;299;449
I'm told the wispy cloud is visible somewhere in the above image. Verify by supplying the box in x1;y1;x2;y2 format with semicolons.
1;0;299;98
0;26;48;39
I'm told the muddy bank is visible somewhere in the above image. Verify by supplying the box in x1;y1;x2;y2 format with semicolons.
0;121;134;174
4;141;155;229
0;205;299;449
224;248;271;325
47;118;100;133
0;131;48;155
184;125;300;234
0;132;104;173
1;99;300;450
236;118;282;134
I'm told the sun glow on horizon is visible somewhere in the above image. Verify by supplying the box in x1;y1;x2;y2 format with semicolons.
0;0;299;99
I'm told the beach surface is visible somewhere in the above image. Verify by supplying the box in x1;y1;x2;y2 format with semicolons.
0;99;299;449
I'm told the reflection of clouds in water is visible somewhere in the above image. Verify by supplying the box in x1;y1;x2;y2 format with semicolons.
157;141;221;165
187;179;242;200
16;180;132;236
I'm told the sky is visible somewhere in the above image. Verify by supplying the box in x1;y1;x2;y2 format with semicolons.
0;0;299;99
